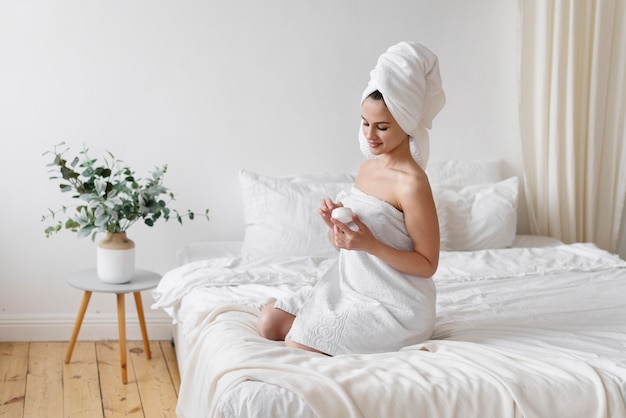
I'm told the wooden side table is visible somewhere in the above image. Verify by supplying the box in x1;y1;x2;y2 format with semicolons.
64;269;161;384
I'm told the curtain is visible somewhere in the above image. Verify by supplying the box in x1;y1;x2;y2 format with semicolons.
519;0;626;252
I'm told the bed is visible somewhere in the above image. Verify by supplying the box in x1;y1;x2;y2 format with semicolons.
152;160;626;418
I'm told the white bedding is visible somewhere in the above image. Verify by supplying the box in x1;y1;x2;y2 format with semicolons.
153;239;626;418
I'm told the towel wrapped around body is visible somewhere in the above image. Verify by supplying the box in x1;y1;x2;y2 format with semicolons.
275;187;436;355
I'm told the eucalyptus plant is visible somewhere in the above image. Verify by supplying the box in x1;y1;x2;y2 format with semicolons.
42;142;209;240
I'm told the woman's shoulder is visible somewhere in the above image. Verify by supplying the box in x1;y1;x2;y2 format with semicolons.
355;159;431;211
389;159;429;189
396;166;431;202
356;159;429;187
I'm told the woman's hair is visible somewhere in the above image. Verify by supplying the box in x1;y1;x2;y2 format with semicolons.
366;90;385;102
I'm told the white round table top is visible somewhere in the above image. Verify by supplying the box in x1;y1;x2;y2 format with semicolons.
66;269;161;293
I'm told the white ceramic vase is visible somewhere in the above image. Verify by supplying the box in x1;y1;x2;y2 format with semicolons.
97;232;135;284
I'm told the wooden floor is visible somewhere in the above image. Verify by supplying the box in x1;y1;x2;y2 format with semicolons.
0;340;180;418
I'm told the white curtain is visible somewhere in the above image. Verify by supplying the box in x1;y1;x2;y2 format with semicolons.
519;0;626;253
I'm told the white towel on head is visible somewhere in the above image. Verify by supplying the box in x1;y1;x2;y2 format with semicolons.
359;42;446;168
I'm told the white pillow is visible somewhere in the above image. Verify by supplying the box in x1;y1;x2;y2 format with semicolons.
427;159;503;186
239;170;354;258
433;177;518;251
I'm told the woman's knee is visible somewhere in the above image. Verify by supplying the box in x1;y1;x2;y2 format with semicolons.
256;304;277;339
256;303;294;341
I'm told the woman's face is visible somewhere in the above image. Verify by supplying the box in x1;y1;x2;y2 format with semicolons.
361;97;409;157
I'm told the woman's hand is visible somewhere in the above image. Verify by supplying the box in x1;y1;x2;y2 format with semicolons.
318;198;343;229
331;214;377;252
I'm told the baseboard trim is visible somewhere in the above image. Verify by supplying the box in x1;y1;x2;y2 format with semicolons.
0;314;173;342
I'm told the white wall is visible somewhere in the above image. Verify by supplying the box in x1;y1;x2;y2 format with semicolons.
0;0;522;341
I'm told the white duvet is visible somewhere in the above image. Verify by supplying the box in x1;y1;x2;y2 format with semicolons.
153;243;626;418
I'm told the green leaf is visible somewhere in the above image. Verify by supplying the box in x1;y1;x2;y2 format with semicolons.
77;226;94;239
65;219;80;229
44;222;62;237
60;166;75;180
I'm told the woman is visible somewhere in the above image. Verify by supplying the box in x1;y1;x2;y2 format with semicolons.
256;42;446;356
